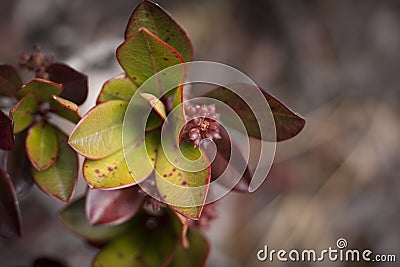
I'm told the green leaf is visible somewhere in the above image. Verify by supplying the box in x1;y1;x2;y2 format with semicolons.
203;83;306;141
49;95;82;123
97;74;138;104
169;230;210;267
145;111;163;131
26;122;58;171
92;215;176;267
69;100;127;159
31;128;77;202
0;64;22;97
155;143;210;219
84;130;159;189
16;78;62;103
140;93;167;120
60;198;134;244
117;27;185;86
9;93;38;134
125;0;193;61
0;168;22;238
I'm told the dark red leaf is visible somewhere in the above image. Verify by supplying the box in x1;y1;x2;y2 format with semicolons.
47;63;88;105
202;83;306;141
0;64;22;97
7;132;34;199
0;168;22;238
33;258;67;267
0;110;14;150
211;127;253;192
85;186;145;226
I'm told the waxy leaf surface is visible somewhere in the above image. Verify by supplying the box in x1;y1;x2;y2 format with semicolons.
155;143;210;219
69;100;127;159
49;95;82;123
16;78;62;103
125;0;193;61
9;93;38;134
26;122;58;170
32;129;77;202
117;28;185;86
97;74;137;104
86;186;145;226
47;63;88;105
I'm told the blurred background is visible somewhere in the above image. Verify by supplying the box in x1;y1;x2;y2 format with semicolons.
1;0;399;266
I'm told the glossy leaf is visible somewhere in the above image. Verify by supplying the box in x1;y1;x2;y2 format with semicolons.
0;168;22;238
125;0;193;61
83;130;159;189
211;127;253;192
69;100;127;159
85;186;145;226
140;93;167;120
26;122;58;170
60;198;134;244
97;74;137;104
155;143;210;219
0;110;14;150
31;129;77;202
47;63;88;105
0;65;22;97
9;93;38;134
92;215;176;267
49;95;82;123
203;83;306;141
15;78;62;103
169;230;210;267
7;132;34;199
117;27;185;86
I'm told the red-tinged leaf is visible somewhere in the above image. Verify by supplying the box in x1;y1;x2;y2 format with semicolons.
174;211;190;249
9;92;38;134
26;122;58;171
0;64;22;97
203;83;306;141
83;130;159;189
97;74;137;104
211;127;253;192
31;129;77;202
125;0;193;61
49;95;82;123
69;100;127;160
169;230;210;267
7;132;34;199
140;93;167;120
33;258;67;267
85;186;145;226
15;78;62;103
47;63;88;105
0;110;14;150
0;168;22;238
117;27;185;86
155;143;210;219
60;198;135;244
